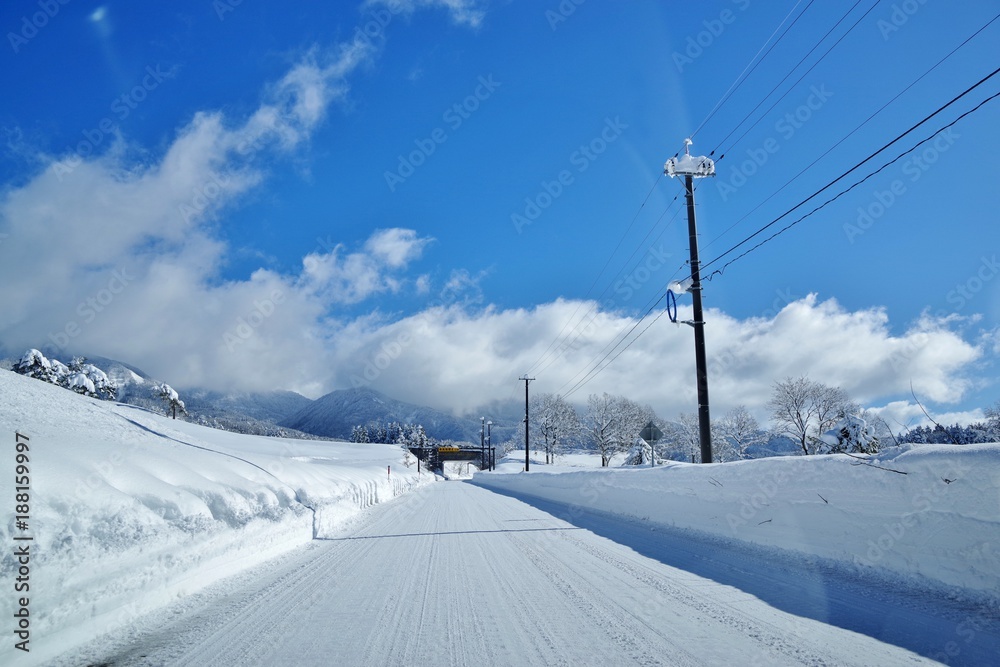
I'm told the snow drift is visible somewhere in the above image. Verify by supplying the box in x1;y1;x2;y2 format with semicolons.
0;370;431;666
474;447;1000;597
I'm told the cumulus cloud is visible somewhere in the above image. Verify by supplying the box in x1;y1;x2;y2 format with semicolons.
328;294;988;418
300;229;430;305
0;35;434;394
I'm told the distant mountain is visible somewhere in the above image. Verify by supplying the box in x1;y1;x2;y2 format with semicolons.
182;389;312;424
279;387;489;443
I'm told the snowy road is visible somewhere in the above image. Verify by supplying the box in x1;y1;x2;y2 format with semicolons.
60;482;995;666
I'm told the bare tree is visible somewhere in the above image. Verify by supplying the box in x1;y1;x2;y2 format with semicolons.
532;393;580;464
718;405;765;460
767;377;857;455
586;393;618;466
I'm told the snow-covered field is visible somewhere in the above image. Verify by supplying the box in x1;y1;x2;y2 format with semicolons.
0;371;431;666
477;447;1000;597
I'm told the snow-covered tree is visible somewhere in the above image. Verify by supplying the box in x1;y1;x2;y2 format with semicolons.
157;383;186;419
718;405;766;460
532;393;580;464
767;377;857;455
985;401;1000;441
65;357;118;401
586;393;624;466
818;414;880;454
406;424;428;448
350;425;370;443
13;349;67;385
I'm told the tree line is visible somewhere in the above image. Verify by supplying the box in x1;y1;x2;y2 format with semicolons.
493;376;999;465
350;421;430;447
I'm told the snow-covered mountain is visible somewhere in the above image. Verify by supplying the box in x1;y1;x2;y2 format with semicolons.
182;389;312;423
279;387;498;443
3;348;317;438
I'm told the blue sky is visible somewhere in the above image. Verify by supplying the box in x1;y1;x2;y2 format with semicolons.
1;0;998;430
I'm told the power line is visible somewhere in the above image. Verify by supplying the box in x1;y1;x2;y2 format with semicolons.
714;0;877;160
699;12;1000;256
552;53;1000;401
525;188;683;378
522;174;664;377
556;293;666;399
691;0;814;141
541;182;709;390
563;305;670;401
703;85;1000;280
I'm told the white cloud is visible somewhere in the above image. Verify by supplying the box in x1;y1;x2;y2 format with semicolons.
327;295;987;420
873;401;986;433
368;0;489;27
364;228;432;268
300;229;430;304
0;37;400;394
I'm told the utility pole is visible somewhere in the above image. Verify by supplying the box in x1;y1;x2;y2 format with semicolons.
486;421;492;471
665;139;715;464
481;416;485;472
519;376;534;471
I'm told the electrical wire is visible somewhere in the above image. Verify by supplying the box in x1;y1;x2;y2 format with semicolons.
700;12;1000;255
702;87;1000;280
691;0;814;141
713;0;877;159
521;174;664;377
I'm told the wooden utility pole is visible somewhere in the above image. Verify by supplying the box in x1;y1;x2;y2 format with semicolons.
665;140;716;464
519;376;534;471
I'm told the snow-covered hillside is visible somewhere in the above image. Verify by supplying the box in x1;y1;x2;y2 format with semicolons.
0;370;431;666
474;448;1000;597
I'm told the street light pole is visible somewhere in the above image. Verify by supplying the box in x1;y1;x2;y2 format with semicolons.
665;140;715;464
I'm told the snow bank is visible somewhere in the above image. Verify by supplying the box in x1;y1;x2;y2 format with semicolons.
0;371;432;665
473;447;1000;597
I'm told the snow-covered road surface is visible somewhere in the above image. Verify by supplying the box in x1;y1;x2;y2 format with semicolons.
58;482;995;666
